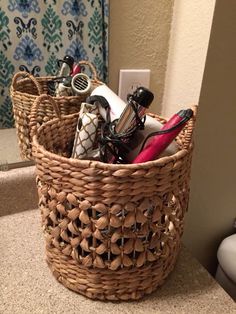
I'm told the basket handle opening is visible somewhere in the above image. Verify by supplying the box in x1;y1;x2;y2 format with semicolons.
11;71;43;95
77;60;102;84
29;94;61;138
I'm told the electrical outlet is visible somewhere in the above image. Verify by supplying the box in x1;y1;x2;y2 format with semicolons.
118;69;150;102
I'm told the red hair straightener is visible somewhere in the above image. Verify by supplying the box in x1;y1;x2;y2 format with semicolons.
132;108;193;164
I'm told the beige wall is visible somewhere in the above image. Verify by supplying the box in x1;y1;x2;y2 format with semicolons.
182;0;236;274
108;0;236;276
108;0;174;114
162;0;216;117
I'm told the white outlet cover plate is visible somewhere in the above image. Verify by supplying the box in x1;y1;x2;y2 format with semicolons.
118;69;150;102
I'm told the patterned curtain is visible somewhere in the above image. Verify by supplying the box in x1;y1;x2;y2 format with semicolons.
0;0;109;128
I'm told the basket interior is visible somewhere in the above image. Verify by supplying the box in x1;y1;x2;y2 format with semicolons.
37;113;79;157
36;112;191;160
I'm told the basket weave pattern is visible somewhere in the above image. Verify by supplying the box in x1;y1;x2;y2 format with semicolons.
10;61;101;160
30;95;196;300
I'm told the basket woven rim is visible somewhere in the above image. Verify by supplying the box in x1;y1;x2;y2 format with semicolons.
32;107;196;171
33;135;190;170
10;77;101;100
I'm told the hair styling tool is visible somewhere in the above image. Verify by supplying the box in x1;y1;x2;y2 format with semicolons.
52;55;74;96
55;77;73;97
87;87;154;163
115;87;154;134
71;96;111;161
90;84;128;121
125;118;178;162
71;103;99;159
57;55;74;77
86;95;125;163
72;63;81;76
89;84;178;162
71;73;92;95
106;87;154;163
132;109;193;163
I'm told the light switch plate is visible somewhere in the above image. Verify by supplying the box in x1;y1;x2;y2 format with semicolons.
118;69;151;102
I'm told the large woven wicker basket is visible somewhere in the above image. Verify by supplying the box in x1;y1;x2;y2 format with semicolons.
10;61;102;160
30;95;196;301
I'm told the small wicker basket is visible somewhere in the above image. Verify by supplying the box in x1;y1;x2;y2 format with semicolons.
30;94;196;301
10;61;102;160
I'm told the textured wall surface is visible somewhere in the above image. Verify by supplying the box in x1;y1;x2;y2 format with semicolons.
108;0;174;114
183;0;236;274
162;0;216;116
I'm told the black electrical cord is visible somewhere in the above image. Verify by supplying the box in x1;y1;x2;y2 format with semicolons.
86;95;141;163
127;94;146;130
86;95;193;163
98;120;146;163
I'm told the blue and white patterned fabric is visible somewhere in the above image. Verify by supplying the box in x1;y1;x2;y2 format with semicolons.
0;0;109;128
